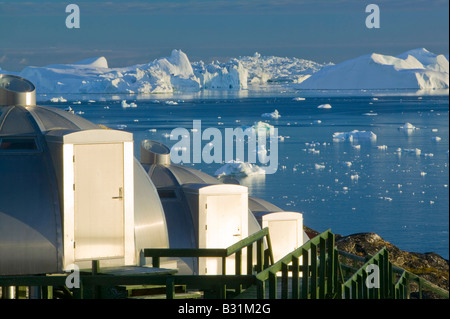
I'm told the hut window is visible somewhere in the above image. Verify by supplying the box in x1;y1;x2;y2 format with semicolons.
0;137;38;150
157;189;177;199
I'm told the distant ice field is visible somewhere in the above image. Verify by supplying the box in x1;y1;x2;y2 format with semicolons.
45;93;449;258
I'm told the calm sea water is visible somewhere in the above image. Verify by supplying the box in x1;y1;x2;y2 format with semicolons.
44;91;449;258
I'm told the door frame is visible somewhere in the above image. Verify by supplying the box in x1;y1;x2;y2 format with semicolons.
58;131;135;270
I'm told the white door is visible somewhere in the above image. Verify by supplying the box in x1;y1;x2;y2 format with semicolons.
204;195;243;274
73;143;125;260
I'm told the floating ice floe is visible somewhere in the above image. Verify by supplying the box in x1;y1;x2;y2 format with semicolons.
121;100;137;108
214;161;266;177
64;106;74;114
308;149;320;155
432;136;442;142
165;101;178;105
292;97;306;101
377;145;388;150
332;130;377;143
341;161;352;167
399;123;416;129
261;109;281;119
363;112;378;116
242;121;276;137
314;163;325;170
50;97;67;103
317;104;332;109
404;148;422;155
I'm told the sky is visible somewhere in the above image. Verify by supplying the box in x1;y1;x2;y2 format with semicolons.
0;0;448;71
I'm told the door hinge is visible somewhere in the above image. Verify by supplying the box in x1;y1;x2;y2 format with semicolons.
73;184;75;191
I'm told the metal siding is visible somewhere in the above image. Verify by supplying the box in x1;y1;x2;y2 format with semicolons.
0;154;60;275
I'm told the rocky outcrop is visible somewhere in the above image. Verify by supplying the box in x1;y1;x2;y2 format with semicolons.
335;232;449;299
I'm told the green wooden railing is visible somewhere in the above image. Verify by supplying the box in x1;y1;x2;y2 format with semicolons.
254;229;343;299
145;227;275;276
1;228;448;299
338;249;449;299
342;247;393;299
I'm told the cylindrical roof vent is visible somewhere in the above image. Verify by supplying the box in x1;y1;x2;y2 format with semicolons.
0;74;36;106
140;139;171;165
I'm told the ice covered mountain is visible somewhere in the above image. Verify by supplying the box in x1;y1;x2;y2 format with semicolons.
298;48;449;90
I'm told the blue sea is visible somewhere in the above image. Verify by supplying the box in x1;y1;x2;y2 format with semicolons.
42;90;449;259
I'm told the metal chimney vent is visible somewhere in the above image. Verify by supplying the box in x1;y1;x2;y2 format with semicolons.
140;139;171;165
0;74;36;106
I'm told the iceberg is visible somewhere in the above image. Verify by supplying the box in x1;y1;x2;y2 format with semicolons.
261;109;281;119
239;121;276;138
298;48;449;90
314;163;325;170
2;47;448;95
192;59;248;90
214;160;266;177
18;50;201;94
317;104;332;109
333;130;377;143
233;52;329;84
399;123;417;130
121;100;137;108
50;96;67;103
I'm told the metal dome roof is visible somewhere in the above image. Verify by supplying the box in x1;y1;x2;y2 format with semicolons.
0;105;99;137
0;102;168;275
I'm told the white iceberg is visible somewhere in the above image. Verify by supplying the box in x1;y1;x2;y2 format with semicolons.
232;52;330;84
298;48;449;90
214;161;266;177
50;96;67;103
121;100;137;108
242;121;276;137
332;130;377;143
317;104;332;109
399;123;417;130
17;50;202;94
261;109;281;119
404;148;422;155
192;59;248;90
314;163;325;170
